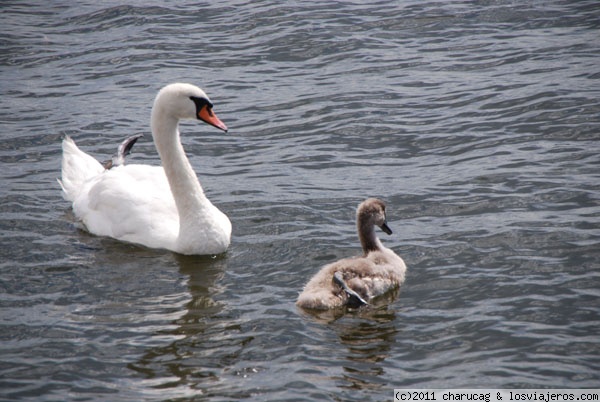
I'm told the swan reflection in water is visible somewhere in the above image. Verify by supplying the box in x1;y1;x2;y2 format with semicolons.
128;253;246;387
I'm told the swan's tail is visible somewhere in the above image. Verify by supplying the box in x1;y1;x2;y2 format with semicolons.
58;136;104;202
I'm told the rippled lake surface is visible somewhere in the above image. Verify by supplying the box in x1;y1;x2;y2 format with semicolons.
2;1;599;400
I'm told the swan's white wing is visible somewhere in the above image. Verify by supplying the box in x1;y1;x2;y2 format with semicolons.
72;164;180;249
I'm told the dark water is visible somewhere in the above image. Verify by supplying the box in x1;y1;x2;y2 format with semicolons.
1;1;599;400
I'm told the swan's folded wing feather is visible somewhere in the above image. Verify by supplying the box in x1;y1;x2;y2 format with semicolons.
73;164;179;248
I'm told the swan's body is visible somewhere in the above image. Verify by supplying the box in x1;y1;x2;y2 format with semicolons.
59;83;231;255
297;198;406;310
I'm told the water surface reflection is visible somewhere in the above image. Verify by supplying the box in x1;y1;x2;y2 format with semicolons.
128;254;240;388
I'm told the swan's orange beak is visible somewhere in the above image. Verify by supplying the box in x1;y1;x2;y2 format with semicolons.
198;105;228;132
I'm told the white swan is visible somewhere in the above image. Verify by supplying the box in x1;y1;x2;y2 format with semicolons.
59;83;232;255
297;198;407;310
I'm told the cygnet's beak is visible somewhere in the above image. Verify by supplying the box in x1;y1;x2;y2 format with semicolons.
381;221;393;235
198;105;228;132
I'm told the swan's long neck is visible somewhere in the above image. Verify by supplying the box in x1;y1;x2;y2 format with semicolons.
358;221;384;255
151;111;209;233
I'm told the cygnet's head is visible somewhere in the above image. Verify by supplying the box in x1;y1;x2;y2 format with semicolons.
153;83;228;132
357;198;392;235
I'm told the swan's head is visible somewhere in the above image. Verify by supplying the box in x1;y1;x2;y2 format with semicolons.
153;83;228;132
357;198;393;235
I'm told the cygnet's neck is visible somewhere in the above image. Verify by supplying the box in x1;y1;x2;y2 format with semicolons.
358;221;384;255
151;110;210;231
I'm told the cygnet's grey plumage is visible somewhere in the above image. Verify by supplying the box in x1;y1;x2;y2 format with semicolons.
297;198;407;310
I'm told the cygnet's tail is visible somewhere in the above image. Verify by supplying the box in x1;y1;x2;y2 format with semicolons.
58;136;104;202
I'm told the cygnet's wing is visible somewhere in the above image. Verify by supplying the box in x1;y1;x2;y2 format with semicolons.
333;271;368;308
103;134;144;169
